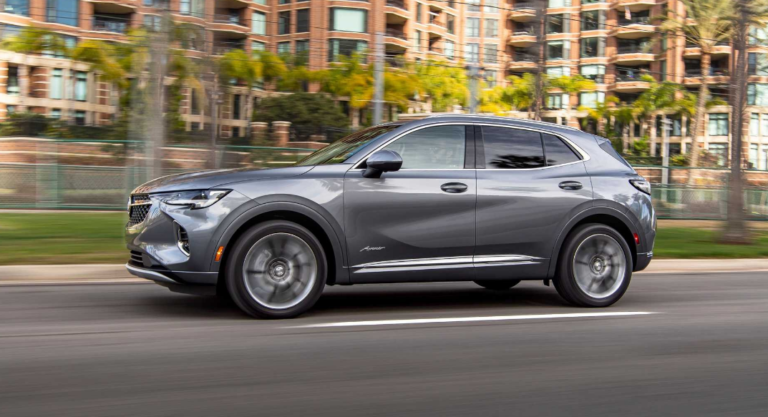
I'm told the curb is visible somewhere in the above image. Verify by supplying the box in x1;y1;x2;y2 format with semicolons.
1;259;768;285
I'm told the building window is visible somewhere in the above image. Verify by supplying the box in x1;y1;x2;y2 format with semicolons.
50;108;61;119
416;3;422;23
444;40;455;59
708;143;728;166
660;60;667;81
762;114;768;137
3;0;28;16
179;0;203;18
295;40;309;66
328;39;367;62
233;95;241;120
484;19;498;38
748;53;768;75
191;90;200;115
581;37;605;58
252;41;266;52
546;94;566;109
277;41;291;56
748;84;768;105
143;15;161;32
581;11;605;31
548;0;571;6
547;66;570;77
467;0;480;12
75;110;86;126
465;43;479;63
485;70;497;88
50;68;63;100
749;26;768;46
7;66;19;96
547;14;568;34
751;113;760;136
484;43;497;63
278;11;291;35
749;144;759;168
279;0;291;4
580;64;605;82
329;8;367;33
46;0;79;26
6;105;15;114
547;40;569;60
466;17;479;37
580;91;605;108
75;71;87;102
708;114;728;136
414;30;422;51
446;14;455;34
485;0;498;13
252;12;266;35
296;9;310;33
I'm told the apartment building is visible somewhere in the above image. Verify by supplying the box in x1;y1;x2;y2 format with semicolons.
0;0;767;168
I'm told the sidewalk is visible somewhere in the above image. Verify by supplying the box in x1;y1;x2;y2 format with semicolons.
1;259;767;285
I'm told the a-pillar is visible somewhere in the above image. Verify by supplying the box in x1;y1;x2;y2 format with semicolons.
272;121;291;147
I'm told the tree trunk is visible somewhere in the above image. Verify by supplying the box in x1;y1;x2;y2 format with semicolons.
688;52;711;182
721;4;750;243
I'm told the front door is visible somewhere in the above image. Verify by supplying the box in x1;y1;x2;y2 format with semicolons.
474;125;593;279
344;124;477;283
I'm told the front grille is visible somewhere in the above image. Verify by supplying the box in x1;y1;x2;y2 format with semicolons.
128;194;151;226
129;250;144;267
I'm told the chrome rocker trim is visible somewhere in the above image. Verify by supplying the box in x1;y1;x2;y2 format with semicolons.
352;255;544;274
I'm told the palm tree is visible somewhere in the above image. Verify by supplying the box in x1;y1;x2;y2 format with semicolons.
219;49;263;138
549;75;597;127
613;104;640;154
632;74;681;151
579;95;619;137
659;0;734;168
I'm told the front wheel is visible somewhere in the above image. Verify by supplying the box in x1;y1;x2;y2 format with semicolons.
226;220;326;319
553;224;632;307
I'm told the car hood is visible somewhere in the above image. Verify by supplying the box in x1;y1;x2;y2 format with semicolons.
131;166;314;194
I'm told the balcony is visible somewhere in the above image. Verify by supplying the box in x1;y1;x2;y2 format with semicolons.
582;74;605;84
427;18;446;38
683;68;730;85
509;3;537;22
427;46;444;58
683;44;731;58
385;28;409;50
615;16;655;39
615;45;654;64
614;73;651;92
210;12;248;36
385;0;409;23
508;54;538;70
508;30;537;47
91;18;129;34
615;0;657;11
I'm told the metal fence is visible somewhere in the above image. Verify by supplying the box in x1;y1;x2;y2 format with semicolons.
652;185;768;220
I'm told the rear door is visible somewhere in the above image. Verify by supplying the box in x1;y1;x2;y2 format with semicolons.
343;124;477;283
474;125;592;279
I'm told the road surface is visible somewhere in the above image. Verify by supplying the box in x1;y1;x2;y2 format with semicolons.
2;272;767;416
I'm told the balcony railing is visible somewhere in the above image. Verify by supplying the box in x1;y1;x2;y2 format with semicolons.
685;68;730;77
386;0;407;10
616;72;649;82
513;2;537;10
512;29;536;36
213;13;245;26
582;74;605;83
385;27;407;41
92;19;128;34
513;53;537;62
618;16;651;26
617;45;652;54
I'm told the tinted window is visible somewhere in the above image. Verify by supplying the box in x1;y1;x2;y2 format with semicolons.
543;134;580;166
296;125;399;166
482;127;545;169
383;125;465;169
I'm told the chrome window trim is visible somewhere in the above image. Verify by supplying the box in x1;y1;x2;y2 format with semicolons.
351;121;589;171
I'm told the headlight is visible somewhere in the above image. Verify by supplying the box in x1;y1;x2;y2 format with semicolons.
629;179;651;195
151;189;230;209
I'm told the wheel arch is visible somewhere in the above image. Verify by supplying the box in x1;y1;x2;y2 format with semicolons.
213;202;348;294
547;207;640;278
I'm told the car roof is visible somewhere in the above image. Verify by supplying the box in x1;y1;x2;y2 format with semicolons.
412;114;585;135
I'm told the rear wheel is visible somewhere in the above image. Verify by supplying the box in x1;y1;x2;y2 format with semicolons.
554;224;632;307
226;220;326;319
474;280;521;291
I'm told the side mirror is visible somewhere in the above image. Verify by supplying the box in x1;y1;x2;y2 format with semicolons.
363;150;403;178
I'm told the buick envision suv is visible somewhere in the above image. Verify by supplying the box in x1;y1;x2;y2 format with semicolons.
126;116;655;318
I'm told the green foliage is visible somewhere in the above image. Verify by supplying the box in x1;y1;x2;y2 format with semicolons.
254;93;349;131
414;61;467;112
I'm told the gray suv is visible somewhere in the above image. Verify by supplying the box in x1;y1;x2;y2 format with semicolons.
126;116;655;318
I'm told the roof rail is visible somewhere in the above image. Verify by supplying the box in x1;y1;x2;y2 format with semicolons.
423;114;583;133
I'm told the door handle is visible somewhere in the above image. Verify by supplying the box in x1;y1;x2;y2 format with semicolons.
441;182;468;194
559;181;583;190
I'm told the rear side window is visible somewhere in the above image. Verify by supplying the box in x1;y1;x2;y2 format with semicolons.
542;133;581;166
596;136;632;168
482;126;545;169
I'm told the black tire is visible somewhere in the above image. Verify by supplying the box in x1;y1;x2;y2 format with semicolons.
226;220;326;319
553;224;633;307
474;280;521;291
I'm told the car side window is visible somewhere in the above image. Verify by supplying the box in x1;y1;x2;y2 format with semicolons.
482;126;545;169
542;133;581;166
382;125;466;169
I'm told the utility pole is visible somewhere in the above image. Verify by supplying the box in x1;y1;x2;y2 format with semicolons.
144;7;171;181
533;0;547;120
467;64;481;114
372;31;384;125
661;117;672;203
209;73;220;169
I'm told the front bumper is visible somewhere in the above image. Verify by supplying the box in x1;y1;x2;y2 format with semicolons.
126;263;217;295
125;189;251;284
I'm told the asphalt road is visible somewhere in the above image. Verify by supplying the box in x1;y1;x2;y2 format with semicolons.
2;272;768;416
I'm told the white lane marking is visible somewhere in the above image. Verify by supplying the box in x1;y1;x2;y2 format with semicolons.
288;311;658;328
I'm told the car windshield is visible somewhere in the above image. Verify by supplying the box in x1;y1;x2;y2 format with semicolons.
295;125;401;166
